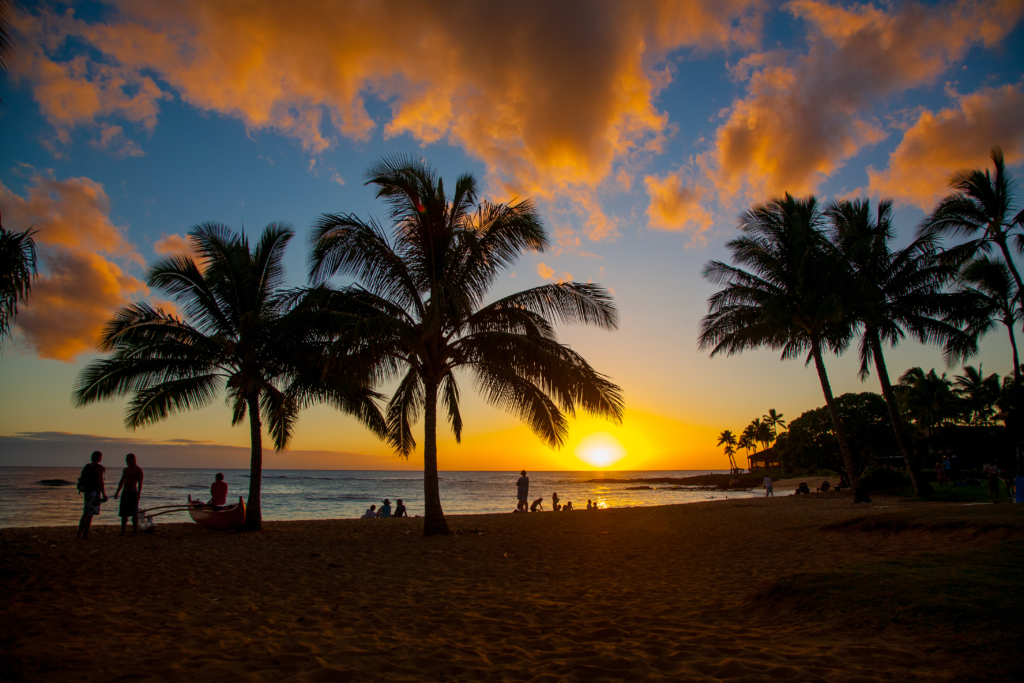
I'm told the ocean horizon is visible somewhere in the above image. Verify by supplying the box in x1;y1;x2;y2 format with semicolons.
0;466;756;529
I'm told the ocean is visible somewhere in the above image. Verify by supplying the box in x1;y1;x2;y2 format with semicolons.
0;467;760;528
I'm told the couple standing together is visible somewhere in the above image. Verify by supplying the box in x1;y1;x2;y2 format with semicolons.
77;451;144;539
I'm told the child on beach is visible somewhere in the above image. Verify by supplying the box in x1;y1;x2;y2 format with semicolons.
361;504;377;519
77;451;108;540
530;497;544;512
552;492;560;511
113;453;144;536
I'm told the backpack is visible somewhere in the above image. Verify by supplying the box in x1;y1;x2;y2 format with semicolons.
77;463;100;494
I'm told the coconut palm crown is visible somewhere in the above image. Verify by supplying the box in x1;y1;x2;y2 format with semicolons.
700;194;869;501
73;223;385;530
307;156;623;535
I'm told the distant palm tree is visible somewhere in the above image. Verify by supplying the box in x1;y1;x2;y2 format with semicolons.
955;256;1022;388
825;198;973;495
763;408;786;439
307;156;623;536
897;367;957;433
718;429;738;472
953;365;1001;426
0;220;37;347
920;148;1024;310
73;223;384;530
753;418;773;451
737;430;755;462
700;194;869;501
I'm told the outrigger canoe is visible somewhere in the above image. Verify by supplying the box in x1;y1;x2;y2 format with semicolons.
187;495;245;530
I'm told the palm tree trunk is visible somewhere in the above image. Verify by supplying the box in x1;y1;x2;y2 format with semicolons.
868;330;932;496
812;341;870;503
242;394;263;531
994;238;1024;304
1005;320;1021;387
422;378;450;536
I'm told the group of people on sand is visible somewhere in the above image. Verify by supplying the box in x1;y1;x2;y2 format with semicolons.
76;450;229;539
514;470;601;513
361;498;409;519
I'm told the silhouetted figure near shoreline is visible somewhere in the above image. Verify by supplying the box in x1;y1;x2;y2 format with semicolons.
531;497;544;512
394;499;408;517
552;492;560;511
113;453;144;536
76;451;107;540
516;470;529;512
209;472;228;506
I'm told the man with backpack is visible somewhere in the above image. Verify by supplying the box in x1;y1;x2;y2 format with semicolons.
77;451;108;539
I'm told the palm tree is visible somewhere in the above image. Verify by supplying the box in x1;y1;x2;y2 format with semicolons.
0;0;13;98
763;408;786;439
824;198;975;495
737;430;755;464
73;223;384;530
307;156;623;536
953;365;1000;426
955;256;1022;388
700;194;869;501
717;429;738;472
897;367;957;433
753;418;773;451
919;148;1024;309
0;221;37;347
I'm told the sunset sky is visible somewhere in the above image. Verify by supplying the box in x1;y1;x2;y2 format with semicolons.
1;0;1023;472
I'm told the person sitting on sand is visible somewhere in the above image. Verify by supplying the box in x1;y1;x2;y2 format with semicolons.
394;499;408;517
763;476;773;497
361;504;377;519
209;472;228;507
378;499;392;518
530;497;544;512
516;470;529;512
77;451;108;540
564;501;573;511
113;453;144;536
795;482;810;495
586;499;592;510
552;492;560;511
818;479;830;493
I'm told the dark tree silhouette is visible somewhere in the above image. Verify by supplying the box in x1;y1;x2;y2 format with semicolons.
0;217;36;347
307;156;623;536
700;194;870;502
955;256;1022;389
74;223;384;530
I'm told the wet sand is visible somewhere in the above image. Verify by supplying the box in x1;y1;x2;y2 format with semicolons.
2;495;1021;682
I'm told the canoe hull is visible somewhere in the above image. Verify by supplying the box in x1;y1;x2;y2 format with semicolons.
187;495;245;530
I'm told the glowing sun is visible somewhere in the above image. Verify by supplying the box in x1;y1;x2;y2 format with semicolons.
574;432;627;469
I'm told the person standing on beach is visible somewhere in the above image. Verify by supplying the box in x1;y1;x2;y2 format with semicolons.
763;476;773;497
76;451;107;540
209;472;228;506
552;491;560;511
983;460;1000;503
516;470;530;512
394;499;408;517
113;453;144;536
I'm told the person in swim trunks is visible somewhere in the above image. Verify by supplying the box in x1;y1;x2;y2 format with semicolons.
77;451;108;540
114;453;144;535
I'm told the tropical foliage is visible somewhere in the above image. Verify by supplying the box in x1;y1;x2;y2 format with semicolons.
0;222;37;347
306;157;623;535
73;223;385;530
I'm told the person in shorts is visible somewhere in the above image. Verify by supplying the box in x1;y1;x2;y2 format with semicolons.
77;451;108;540
764;475;773;497
113;453;144;535
516;470;529;512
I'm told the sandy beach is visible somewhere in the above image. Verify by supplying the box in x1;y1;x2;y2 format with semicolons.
2;495;1022;682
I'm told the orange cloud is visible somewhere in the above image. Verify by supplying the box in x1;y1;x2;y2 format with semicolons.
0;175;147;361
12;0;764;241
15;250;147;361
706;0;1023;203
152;232;197;259
644;171;713;242
867;82;1024;209
537;262;571;283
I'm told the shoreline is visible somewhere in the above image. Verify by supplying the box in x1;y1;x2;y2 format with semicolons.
3;496;1021;681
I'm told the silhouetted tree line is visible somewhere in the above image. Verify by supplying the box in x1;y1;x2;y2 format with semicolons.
703;148;1024;501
